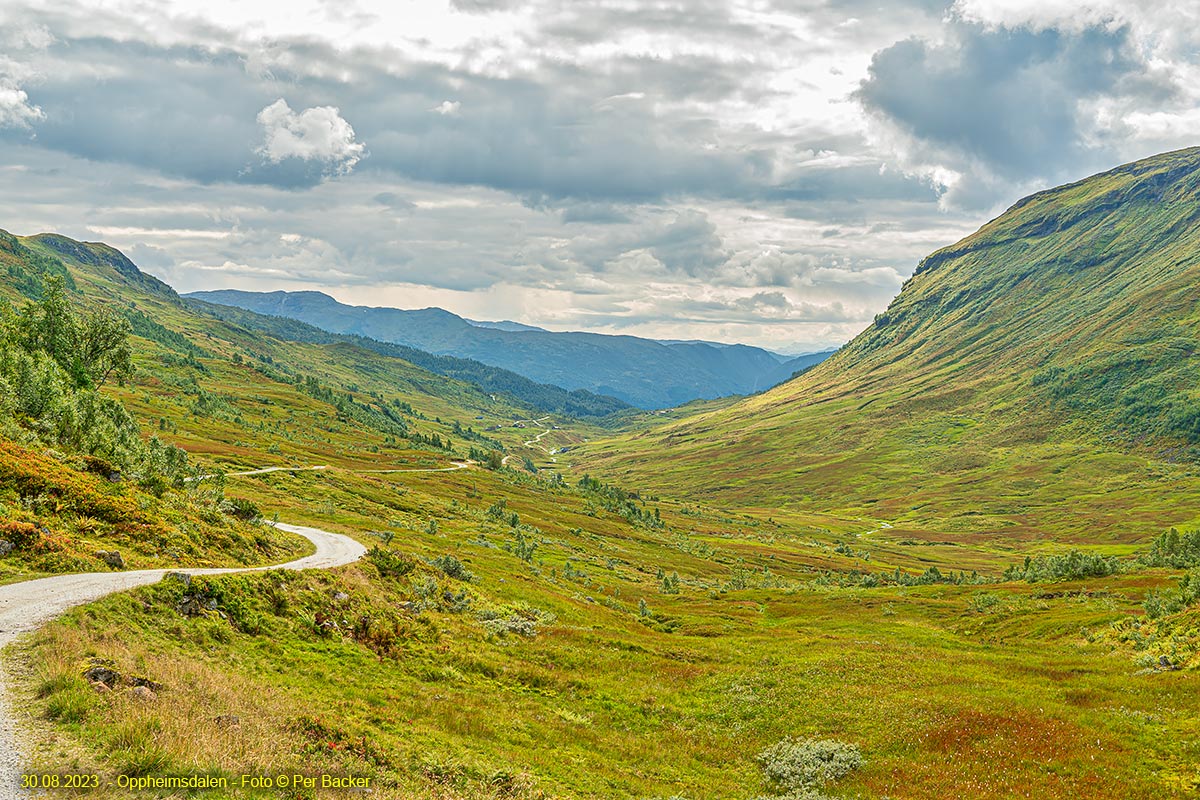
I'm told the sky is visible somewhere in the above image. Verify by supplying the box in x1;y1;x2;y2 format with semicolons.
0;1;1197;353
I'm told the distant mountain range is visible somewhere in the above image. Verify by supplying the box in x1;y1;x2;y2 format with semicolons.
185;289;834;408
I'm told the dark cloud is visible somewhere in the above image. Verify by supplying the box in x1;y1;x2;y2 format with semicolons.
857;21;1176;185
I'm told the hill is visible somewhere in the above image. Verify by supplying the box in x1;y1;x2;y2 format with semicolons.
576;147;1200;545
186;289;830;407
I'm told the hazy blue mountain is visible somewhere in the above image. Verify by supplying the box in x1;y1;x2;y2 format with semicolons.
186;289;834;407
465;319;549;333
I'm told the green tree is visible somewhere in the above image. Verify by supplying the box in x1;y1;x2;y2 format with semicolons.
13;277;133;388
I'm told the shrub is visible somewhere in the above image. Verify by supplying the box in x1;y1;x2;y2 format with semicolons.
369;546;415;578
1141;527;1200;568
757;737;864;794
1003;550;1122;582
220;496;261;521
430;554;474;582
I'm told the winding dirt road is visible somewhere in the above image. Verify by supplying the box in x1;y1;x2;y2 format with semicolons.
501;417;558;466
0;523;366;799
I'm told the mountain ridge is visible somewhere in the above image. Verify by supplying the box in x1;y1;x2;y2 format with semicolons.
185;288;832;408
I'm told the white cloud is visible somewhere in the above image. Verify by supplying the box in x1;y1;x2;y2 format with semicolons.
256;99;365;174
432;100;461;115
0;85;43;128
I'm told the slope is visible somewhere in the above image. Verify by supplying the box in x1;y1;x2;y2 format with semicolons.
186;289;826;408
576;146;1200;547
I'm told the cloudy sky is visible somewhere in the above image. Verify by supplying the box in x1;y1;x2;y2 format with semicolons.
0;0;1197;352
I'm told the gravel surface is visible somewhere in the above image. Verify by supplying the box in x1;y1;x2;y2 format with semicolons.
0;523;365;799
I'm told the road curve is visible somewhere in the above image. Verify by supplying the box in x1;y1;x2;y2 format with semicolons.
0;523;366;799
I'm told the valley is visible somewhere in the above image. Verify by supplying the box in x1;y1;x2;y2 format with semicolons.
1;149;1200;800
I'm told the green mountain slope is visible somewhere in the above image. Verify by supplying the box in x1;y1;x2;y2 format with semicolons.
186;289;827;407
577;147;1200;543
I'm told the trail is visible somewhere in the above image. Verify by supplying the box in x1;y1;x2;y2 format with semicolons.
501;417;559;467
0;523;366;799
193;462;471;481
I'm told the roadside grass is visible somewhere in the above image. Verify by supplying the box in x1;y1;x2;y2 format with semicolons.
23;557;1200;798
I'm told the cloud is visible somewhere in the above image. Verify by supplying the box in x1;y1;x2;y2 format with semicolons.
432;100;461;115
568;209;730;276
0;86;43;128
856;17;1178;207
256;99;365;175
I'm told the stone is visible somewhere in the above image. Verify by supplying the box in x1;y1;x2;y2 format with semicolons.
130;676;163;692
83;666;120;688
175;594;208;618
95;550;125;569
0;539;12;557
333;591;350;604
164;572;192;589
90;681;110;694
129;685;157;702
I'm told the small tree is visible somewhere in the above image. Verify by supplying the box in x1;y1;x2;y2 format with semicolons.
14;277;133;388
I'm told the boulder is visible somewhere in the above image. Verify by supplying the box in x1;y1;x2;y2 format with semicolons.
164;572;192;589
130;676;163;692
128;685;157;702
95;550;125;569
177;594;218;616
0;539;12;557
83;665;120;687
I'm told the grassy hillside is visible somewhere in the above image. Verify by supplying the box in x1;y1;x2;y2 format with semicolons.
576;147;1200;548
5;169;1200;800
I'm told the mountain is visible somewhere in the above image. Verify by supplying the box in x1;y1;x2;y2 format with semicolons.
465;318;548;333
184;299;631;418
576;147;1200;544
185;289;833;407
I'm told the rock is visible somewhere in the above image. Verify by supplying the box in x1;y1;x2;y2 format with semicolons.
95;550;125;569
90;681;110;694
164;572;192;589
176;594;216;616
128;685;157;702
130;676;163;692
83;666;120;688
333;591;350;604
0;539;12;557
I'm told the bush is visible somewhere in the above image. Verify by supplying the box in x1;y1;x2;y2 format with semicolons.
1141;527;1200;568
757;737;864;795
368;546;415;578
220;496;261;521
430;554;474;582
1003;550;1122;582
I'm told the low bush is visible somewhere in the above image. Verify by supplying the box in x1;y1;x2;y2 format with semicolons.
756;737;864;796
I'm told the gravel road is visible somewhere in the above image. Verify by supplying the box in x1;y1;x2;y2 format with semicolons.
0;523;366;799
